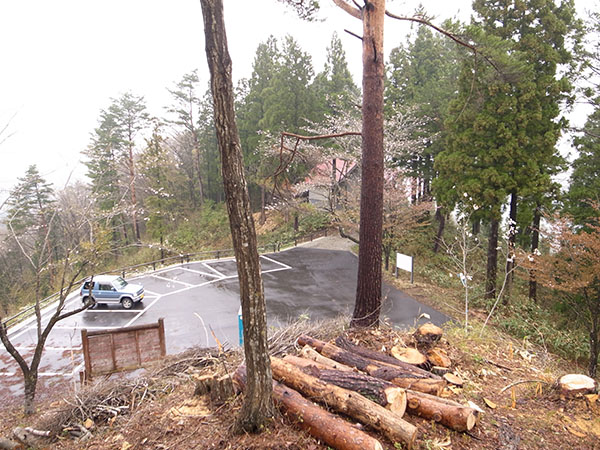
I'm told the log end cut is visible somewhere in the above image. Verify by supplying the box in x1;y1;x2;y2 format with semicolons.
427;348;451;368
443;373;464;387
391;346;428;366
385;387;407;416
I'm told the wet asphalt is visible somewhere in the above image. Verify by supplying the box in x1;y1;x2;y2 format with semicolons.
0;245;448;403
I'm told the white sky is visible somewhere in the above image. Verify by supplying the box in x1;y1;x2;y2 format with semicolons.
0;0;584;199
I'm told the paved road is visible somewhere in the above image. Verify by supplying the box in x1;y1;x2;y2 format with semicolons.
0;242;448;405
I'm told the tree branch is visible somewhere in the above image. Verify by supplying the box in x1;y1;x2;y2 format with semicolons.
282;131;361;141
385;10;502;74
332;0;362;20
344;29;363;41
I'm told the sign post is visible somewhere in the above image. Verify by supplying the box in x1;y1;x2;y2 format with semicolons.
395;252;414;283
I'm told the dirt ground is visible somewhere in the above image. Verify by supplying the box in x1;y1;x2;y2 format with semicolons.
1;322;598;450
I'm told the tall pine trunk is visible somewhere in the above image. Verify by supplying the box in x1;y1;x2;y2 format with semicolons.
433;206;445;253
127;145;141;242
529;206;541;301
352;0;385;328
200;0;273;432
485;217;499;300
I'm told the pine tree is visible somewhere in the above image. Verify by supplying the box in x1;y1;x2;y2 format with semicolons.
313;32;359;118
83;109;127;245
138;122;181;255
5;165;54;237
437;0;580;301
165;71;207;206
109;92;150;242
566;108;600;227
386;23;462;201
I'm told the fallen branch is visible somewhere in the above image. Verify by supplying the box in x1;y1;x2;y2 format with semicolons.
500;379;550;394
483;358;512;371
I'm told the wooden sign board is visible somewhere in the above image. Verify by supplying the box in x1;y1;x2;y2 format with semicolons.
81;318;166;380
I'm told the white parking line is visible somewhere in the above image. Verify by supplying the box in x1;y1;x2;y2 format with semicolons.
69;362;84;376
150;274;194;287
81;309;140;313
260;254;293;270
262;267;292;275
144;289;161;296
123;294;163;328
202;262;227;278
14;346;81;352
53;325;121;331
180;267;222;278
193;313;210;346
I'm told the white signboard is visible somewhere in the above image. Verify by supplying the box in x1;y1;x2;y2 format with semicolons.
396;253;414;283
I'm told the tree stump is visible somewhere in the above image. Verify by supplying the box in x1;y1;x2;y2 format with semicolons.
414;323;443;346
559;374;597;398
194;374;234;404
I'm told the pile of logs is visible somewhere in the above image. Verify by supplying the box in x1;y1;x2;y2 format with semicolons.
232;323;479;450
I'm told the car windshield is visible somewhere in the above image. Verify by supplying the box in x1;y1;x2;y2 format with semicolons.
114;277;128;289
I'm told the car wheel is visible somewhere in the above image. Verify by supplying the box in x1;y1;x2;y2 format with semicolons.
83;296;96;309
121;297;133;309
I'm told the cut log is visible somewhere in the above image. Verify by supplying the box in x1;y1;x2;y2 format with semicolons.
285;356;407;415
559;374;597;398
233;365;384;450
271;357;417;448
391;346;428;366
406;389;478;432
431;366;451;376
299;335;445;395
333;335;439;379
427;348;452;368
414;323;443;346
285;357;477;433
284;354;331;371
300;345;354;371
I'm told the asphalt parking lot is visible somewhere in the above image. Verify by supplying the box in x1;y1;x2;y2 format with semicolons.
0;242;448;404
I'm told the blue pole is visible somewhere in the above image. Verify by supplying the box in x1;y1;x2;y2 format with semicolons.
238;305;243;346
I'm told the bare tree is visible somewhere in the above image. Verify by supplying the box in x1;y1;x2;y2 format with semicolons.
200;0;274;433
0;188;98;414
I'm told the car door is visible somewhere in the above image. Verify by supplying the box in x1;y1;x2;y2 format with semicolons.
98;283;120;304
